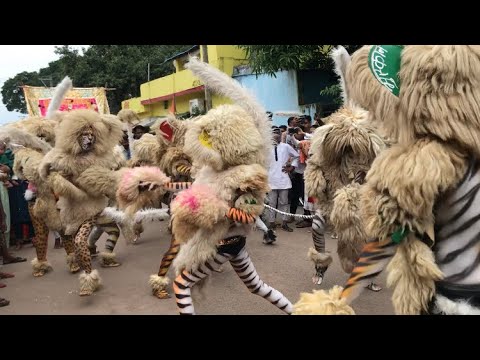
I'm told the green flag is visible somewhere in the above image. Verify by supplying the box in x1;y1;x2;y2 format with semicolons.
368;45;404;97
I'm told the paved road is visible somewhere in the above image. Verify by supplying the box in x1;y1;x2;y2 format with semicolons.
0;220;393;315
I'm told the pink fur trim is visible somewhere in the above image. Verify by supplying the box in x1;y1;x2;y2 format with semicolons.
172;185;218;213
27;182;37;193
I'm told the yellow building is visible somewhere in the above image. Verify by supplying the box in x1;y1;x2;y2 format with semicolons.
121;45;248;124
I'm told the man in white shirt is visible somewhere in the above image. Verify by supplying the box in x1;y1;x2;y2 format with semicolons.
265;129;299;243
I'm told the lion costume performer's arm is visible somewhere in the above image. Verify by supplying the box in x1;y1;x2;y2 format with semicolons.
47;172;88;201
304;160;327;201
330;182;367;274
117;109;140;159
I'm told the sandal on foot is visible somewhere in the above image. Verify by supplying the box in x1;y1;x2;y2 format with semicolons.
0;298;10;307
366;283;382;292
3;256;27;265
0;272;14;279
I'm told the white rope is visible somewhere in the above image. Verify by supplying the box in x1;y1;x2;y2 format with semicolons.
263;204;315;219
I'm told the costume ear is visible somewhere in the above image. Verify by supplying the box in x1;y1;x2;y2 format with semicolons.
158;120;174;142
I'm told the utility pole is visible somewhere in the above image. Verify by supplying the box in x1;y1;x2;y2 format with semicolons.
201;45;212;111
147;63;151;82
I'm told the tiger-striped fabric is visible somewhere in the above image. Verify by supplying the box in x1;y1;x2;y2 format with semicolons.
163;182;192;192
340;239;397;304
312;211;326;253
434;159;480;288
175;164;191;176
173;245;292;315
89;218;120;253
157;236;181;277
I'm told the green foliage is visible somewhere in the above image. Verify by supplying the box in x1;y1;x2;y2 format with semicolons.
1;45;193;114
237;45;362;77
319;84;343;105
1;72;43;114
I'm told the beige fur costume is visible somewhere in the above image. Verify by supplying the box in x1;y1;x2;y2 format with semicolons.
164;57;292;315
0;77;81;276
295;45;480;315
38;109;124;295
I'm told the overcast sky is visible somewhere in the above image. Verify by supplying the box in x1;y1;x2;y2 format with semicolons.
0;45;88;125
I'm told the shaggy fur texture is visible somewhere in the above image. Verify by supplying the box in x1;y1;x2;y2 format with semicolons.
331;46;351;103
186;57;272;166
434;295;480;315
158;146;191;176
78;269;101;296
306;104;385;218
31;258;53;272
0;125;52;153
129;134;164;167
148;274;170;290
307;248;333;267
386;236;444;314
184;105;265;171
117;109;140;126
13;148;62;231
134;208;170;223
353;46;480;314
293;286;355;315
116;166;169;215
46;76;72;118
51;109;123;162
171;60;272;275
171;184;230;244
330;183;366;273
76;166;126;201
396;46;480;153
361;139;468;241
39;110;124;235
112;145;127;169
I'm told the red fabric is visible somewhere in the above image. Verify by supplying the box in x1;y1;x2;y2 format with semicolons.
299;140;311;163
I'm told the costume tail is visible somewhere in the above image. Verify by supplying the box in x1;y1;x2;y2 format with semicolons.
46;76;72;118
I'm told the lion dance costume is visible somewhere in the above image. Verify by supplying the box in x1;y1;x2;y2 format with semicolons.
295;45;480;315
166;57;293;314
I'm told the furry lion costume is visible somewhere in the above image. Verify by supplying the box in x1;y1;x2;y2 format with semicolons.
38;108;124;295
158;57;293;315
305;46;387;286
295;45;480;315
0;77;83;277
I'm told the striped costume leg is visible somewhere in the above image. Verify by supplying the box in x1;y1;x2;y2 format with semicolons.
96;216;121;268
340;239;397;304
62;233;80;273
149;236;181;299
87;225;103;256
173;252;232;315
309;211;332;285
28;203;52;277
230;246;293;314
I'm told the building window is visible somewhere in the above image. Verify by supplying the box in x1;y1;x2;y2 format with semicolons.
164;100;168;109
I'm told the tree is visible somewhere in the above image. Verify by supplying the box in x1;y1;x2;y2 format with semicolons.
237;45;362;76
1;71;43;114
237;45;363;106
1;45;193;114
